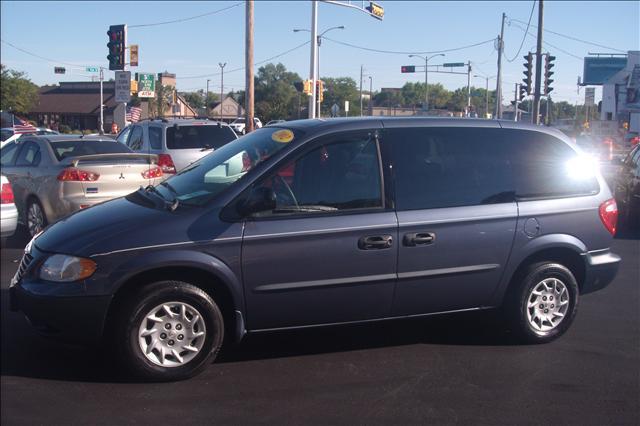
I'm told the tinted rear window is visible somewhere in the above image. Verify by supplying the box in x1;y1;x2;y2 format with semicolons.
166;125;236;150
49;140;132;161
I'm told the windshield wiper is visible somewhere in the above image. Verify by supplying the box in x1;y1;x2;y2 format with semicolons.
143;184;180;211
273;205;338;213
200;144;213;151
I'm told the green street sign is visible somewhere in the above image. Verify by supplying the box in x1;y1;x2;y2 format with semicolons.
86;67;99;73
137;73;156;98
443;62;465;67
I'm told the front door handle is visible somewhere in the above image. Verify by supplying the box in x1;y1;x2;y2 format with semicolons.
404;232;435;246
358;235;393;250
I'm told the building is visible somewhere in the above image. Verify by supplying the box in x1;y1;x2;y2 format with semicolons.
208;97;244;122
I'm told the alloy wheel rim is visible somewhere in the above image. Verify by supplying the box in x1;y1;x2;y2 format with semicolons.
138;301;207;367
526;278;570;333
27;203;44;236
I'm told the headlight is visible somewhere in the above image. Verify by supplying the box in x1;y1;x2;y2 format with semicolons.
39;254;97;282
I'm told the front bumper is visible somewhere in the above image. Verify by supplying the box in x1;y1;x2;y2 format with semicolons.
580;249;622;295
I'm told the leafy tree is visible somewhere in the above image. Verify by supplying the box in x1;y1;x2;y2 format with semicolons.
254;63;302;122
0;64;39;114
321;76;361;116
182;90;205;110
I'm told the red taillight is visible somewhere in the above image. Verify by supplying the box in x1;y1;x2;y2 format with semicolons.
57;168;100;181
142;166;164;179
1;182;14;204
631;136;640;146
599;198;618;236
157;154;176;174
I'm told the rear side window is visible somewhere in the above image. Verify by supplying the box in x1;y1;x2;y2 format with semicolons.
49;140;132;161
148;127;162;149
505;129;599;199
389;127;515;210
127;126;143;151
1;142;19;166
166;125;236;150
15;142;41;167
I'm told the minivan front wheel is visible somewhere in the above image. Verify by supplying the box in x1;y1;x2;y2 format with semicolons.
117;281;224;381
507;262;579;343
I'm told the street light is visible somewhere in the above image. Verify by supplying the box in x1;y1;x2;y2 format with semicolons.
206;79;211;117
294;25;345;117
474;74;496;119
408;53;444;113
368;75;373;116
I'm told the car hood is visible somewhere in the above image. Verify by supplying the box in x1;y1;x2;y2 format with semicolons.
34;195;198;256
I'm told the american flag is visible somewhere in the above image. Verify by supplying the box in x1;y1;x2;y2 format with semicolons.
126;106;142;123
13;116;37;134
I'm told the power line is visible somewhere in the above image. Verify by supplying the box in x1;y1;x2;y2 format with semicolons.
505;0;536;62
1;38;94;68
178;40;310;79
508;17;626;53
509;22;584;60
322;37;497;55
129;2;243;28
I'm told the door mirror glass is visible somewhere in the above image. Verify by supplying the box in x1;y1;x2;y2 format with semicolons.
238;186;276;217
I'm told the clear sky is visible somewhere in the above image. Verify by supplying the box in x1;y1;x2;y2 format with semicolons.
1;1;638;105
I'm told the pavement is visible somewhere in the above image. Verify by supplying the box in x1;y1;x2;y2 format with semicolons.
1;199;638;424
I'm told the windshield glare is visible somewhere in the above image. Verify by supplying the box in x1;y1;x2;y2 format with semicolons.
156;127;301;206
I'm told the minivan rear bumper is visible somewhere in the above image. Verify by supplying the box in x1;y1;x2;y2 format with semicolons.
580;249;621;295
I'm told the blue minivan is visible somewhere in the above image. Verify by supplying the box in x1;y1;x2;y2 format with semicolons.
11;118;621;381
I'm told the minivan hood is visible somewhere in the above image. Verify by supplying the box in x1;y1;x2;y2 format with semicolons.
34;195;193;256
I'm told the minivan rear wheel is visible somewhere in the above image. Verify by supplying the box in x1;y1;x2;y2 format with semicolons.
116;281;224;381
507;262;579;344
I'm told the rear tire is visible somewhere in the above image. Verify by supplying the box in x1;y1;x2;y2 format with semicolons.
116;281;224;381
505;262;579;344
26;198;47;237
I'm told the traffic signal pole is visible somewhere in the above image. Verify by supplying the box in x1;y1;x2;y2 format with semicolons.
308;1;318;119
514;83;519;122
245;0;255;132
532;0;544;124
99;67;104;134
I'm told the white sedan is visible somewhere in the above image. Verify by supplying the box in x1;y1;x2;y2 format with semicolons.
1;175;18;238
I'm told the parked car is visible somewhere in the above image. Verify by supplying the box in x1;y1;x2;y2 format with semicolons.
10;119;620;381
229;117;263;135
116;118;237;174
265;119;286;126
1;135;163;237
1;175;18;238
613;144;640;227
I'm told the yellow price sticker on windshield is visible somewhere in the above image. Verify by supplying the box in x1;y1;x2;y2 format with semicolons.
271;129;294;143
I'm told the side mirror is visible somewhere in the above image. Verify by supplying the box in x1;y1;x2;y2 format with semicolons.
237;187;276;217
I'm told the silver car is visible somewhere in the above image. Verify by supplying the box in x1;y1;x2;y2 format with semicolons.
1;174;18;238
0;135;162;236
116;118;238;174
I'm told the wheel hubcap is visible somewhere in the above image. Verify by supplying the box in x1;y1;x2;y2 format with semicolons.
27;203;44;236
138;302;207;367
526;278;570;333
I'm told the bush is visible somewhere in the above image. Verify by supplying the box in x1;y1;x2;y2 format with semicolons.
59;124;72;133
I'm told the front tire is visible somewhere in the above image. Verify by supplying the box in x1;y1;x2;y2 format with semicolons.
506;262;579;344
116;281;224;381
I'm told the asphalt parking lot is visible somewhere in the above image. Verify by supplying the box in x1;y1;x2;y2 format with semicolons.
1;221;638;425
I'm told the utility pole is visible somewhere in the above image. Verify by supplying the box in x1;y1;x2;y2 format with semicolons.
514;83;519;122
532;0;544;125
546;96;551;125
467;62;472;116
368;75;373;116
245;0;255;132
219;62;226;120
495;12;506;119
99;67;104;134
359;65;364;116
308;1;318;119
206;79;210;117
484;77;489;118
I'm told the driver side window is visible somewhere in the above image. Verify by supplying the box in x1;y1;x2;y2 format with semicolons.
251;133;383;217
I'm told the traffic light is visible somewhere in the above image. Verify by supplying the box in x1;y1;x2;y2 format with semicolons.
522;52;533;95
519;84;527;101
366;2;384;20
107;24;127;71
316;80;324;102
544;54;555;96
129;45;139;67
401;65;416;73
303;80;312;95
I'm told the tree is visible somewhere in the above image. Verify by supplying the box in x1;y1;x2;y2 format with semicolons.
0;64;39;114
254;63;302;122
321;77;361;116
182;90;205;110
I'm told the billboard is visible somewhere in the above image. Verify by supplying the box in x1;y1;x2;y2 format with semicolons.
582;57;627;85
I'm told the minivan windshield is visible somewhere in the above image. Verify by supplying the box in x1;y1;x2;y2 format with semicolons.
166;124;237;150
154;127;302;206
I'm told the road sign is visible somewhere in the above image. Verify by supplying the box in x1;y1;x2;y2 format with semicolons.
130;45;139;67
54;67;65;74
86;67;99;73
585;87;595;106
443;62;465;67
137;73;155;98
115;71;131;103
401;65;415;73
344;100;349;112
582;57;627;86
